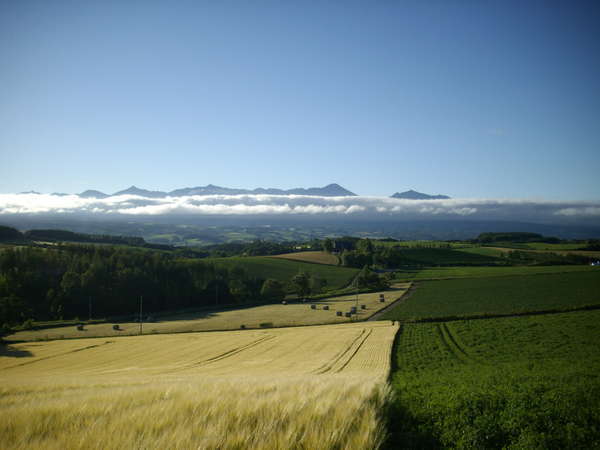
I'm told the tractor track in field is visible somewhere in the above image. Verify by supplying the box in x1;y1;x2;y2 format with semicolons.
170;335;277;372
0;341;114;371
436;323;474;363
312;328;372;374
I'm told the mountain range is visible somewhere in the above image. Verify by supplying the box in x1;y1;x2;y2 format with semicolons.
391;190;451;200
77;183;357;198
40;185;451;199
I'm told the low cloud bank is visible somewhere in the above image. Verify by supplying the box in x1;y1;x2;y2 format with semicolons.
0;193;599;223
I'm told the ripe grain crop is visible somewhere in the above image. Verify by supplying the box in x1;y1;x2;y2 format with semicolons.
7;283;409;342
0;321;398;450
269;250;340;265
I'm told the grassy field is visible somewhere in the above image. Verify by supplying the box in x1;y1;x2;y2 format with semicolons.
382;271;600;321
204;256;358;291
393;264;596;281
397;248;502;266
269;250;340;265
387;311;600;448
6;283;410;342
375;241;468;248
454;246;508;258
0;321;398;449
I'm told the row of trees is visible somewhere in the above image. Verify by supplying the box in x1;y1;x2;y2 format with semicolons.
0;245;292;327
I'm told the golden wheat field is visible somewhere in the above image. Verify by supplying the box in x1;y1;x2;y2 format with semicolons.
0;321;399;449
268;251;340;265
7;283;410;342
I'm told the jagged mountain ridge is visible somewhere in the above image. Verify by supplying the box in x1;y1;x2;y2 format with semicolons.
391;189;450;200
76;183;357;198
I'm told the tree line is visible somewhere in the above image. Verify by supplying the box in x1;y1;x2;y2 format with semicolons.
0;245;290;328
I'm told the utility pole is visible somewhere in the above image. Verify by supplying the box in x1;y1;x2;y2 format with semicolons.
355;281;359;321
139;295;143;335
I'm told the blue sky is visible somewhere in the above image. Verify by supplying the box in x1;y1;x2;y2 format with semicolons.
1;1;599;200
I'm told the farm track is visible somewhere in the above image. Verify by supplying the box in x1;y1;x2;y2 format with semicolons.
368;283;416;321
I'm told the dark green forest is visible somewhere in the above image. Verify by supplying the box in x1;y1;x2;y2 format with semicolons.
0;245;274;327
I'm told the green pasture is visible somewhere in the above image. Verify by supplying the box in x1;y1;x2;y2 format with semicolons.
522;242;589;250
398;247;502;266
375;240;468;249
382;271;600;321
387;310;600;448
393;264;596;282
203;256;359;291
454;246;507;258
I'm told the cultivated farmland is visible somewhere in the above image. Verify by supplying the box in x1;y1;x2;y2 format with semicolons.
0;321;398;450
269;250;340;265
387;311;600;448
393;263;596;281
6;283;410;342
204;255;358;291
382;271;600;321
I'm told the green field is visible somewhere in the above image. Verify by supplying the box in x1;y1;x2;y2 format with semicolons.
375;240;469;248
455;246;507;258
382;271;600;321
394;264;596;281
203;256;358;291
397;248;502;266
517;242;588;251
387;311;600;448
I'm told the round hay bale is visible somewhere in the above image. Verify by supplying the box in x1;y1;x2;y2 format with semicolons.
323;305;329;310
310;304;317;310
336;311;343;316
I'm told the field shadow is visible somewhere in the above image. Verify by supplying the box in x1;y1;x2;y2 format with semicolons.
383;399;441;450
152;302;279;323
0;343;32;358
382;324;441;450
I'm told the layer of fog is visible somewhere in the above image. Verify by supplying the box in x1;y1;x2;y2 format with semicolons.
0;193;599;223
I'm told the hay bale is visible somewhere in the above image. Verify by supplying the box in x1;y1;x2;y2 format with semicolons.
310;304;317;310
240;324;246;329
336;311;343;316
344;312;352;318
112;324;120;330
323;305;329;310
282;301;287;305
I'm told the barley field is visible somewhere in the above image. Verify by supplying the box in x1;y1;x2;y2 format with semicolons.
0;321;398;449
7;283;409;342
269;250;340;265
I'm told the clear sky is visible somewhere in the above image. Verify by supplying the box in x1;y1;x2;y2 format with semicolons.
1;0;599;200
